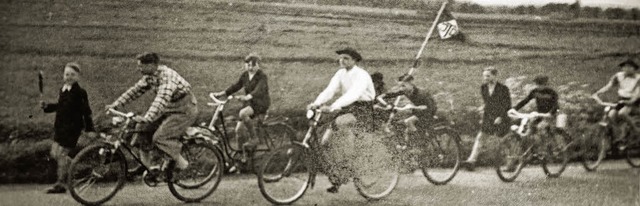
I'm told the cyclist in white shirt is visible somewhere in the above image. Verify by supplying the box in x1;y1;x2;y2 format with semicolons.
307;48;376;193
593;59;640;143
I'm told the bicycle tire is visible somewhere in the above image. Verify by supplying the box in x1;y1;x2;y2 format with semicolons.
68;143;127;206
420;128;461;185
258;144;313;205
168;142;224;203
495;133;526;182
581;125;608;172
541;129;570;178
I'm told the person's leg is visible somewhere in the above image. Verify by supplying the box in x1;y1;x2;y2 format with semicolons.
325;113;358;193
619;106;637;132
466;132;486;162
402;116;419;148
134;122;160;168
153;106;198;170
47;142;70;193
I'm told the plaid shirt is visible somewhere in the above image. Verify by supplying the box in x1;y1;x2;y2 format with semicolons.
113;65;192;122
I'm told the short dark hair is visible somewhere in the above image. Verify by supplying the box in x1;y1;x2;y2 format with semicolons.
136;52;160;65
244;53;261;66
65;62;81;73
336;48;363;62
533;75;549;85
619;59;639;70
483;67;498;76
398;73;414;82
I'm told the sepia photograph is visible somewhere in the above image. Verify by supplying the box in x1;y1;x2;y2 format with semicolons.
0;0;639;205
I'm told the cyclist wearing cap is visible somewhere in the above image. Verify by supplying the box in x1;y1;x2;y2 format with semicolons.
213;53;270;162
377;73;437;149
307;47;376;194
592;59;640;141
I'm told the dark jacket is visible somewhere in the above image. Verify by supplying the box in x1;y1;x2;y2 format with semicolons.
385;87;437;119
514;87;559;114
482;83;511;122
225;69;271;115
43;82;95;148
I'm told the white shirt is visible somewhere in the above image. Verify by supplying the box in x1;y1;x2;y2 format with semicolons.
313;65;376;110
611;72;640;98
62;84;72;92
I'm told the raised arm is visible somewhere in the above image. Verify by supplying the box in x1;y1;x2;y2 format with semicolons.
312;70;342;106
112;77;151;107
513;90;534;111
225;72;246;96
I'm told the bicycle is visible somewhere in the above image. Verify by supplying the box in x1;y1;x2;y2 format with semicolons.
494;110;570;182
373;103;461;185
67;108;224;205
579;98;640;170
199;93;297;173
256;108;400;205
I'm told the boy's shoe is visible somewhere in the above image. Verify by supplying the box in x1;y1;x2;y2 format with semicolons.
45;185;66;194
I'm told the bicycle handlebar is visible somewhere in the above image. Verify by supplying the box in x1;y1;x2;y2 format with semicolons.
107;108;134;118
507;110;552;119
208;93;235;107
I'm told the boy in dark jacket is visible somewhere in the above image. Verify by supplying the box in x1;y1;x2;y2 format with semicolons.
41;62;96;193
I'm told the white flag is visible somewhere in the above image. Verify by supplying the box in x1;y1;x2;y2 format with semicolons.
437;19;460;39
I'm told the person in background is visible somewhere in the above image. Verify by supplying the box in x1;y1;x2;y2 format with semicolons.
213;53;270;163
462;67;511;171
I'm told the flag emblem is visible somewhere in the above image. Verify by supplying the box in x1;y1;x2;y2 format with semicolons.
437;20;459;39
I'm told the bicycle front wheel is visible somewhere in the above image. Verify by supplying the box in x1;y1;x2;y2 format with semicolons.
354;135;400;200
168;142;224;203
541;129;570;178
581;125;608;171
625;143;640;168
258;144;313;205
419;128;461;185
68;143;127;206
495;133;526;182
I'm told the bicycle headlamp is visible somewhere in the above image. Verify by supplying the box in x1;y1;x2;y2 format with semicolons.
112;116;125;126
306;110;315;119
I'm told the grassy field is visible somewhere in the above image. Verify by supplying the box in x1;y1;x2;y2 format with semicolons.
1;0;640;135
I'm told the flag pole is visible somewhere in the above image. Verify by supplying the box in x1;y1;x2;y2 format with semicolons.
409;1;448;75
378;2;448;130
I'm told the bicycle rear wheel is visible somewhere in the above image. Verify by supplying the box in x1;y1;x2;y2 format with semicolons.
263;123;297;150
420;128;461;185
168;142;224;203
541;129;570;178
581;125;608;171
354;135;399;200
625;143;640;168
258;144;313;205
495;133;526;182
68;143;126;206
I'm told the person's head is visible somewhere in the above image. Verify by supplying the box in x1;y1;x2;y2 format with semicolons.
336;48;362;69
619;59;639;75
389;73;415;94
136;52;160;75
482;67;498;84
63;62;81;84
244;53;261;74
533;75;549;87
371;72;385;93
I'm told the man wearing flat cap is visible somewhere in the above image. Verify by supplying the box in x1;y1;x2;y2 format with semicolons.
307;47;376;193
593;58;640;144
